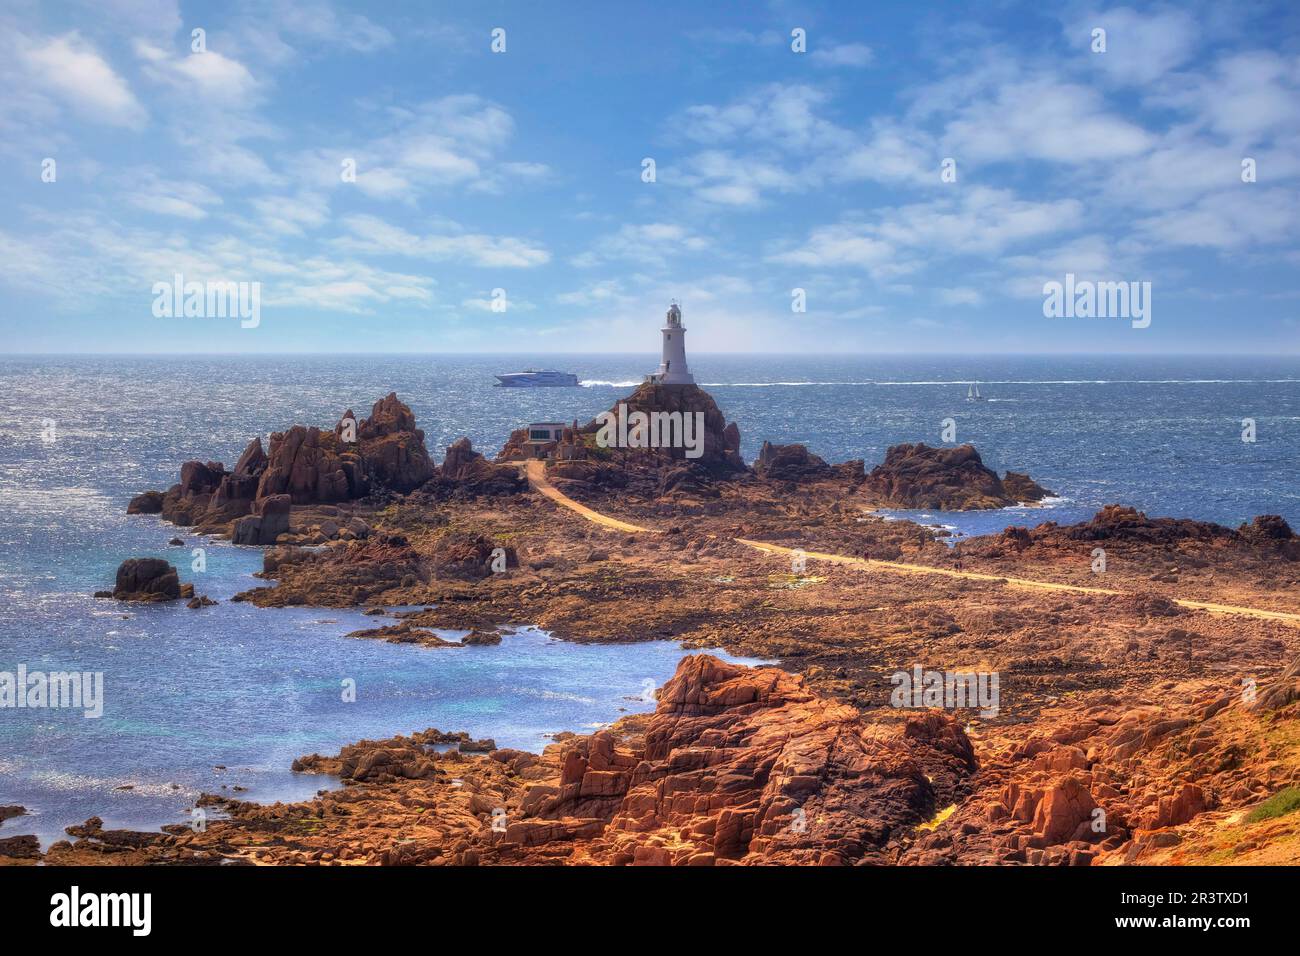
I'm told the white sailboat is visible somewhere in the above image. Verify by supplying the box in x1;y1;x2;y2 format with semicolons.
967;382;985;402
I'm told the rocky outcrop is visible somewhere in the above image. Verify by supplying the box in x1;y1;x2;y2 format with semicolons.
1061;505;1234;544
293;729;496;781
1248;652;1300;712
231;494;290;545
969;506;1300;567
1238;515;1300;559
1001;471;1052;503
107;558;184;602
128;394;436;542
126;490;163;514
204;438;265;522
350;393;436;493
435;438;527;495
484;655;971;865
754;442;833;482
580;381;746;476
862;443;1051;510
431;533;518;580
0;834;40;859
257;426;356;503
235;533;425;607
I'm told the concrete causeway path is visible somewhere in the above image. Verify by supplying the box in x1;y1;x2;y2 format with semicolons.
524;461;1300;626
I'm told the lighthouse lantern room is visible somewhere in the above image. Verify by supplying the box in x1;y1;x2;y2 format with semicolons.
649;300;695;385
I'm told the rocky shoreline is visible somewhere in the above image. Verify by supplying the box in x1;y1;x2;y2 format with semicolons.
11;383;1300;866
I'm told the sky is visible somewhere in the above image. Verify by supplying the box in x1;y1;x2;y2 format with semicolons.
0;0;1298;355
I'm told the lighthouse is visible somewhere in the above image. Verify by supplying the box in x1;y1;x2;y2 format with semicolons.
650;300;695;385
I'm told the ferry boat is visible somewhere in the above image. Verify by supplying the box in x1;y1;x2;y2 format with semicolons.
494;369;580;387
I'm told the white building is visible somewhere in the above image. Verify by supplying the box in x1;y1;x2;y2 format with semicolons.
648;301;695;385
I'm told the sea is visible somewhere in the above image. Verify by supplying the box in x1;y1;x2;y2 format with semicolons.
1;353;1297;844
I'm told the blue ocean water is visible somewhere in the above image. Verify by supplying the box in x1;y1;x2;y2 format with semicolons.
1;354;1297;843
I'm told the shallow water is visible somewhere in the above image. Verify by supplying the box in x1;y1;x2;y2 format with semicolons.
1;524;766;845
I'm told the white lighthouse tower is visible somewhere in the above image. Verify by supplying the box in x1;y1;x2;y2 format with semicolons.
650;300;695;385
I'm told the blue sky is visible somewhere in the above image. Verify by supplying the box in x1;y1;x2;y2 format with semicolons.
1;0;1298;354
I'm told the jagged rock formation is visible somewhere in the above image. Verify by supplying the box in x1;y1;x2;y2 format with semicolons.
1002;471;1049;502
862;443;1051;510
433;438;527;495
349;393;437;493
1248;651;1300;712
490;654;972;865
128;393;436;543
494;382;746;499
259;393;434;503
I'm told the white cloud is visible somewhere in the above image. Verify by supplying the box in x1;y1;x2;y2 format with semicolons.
770;188;1083;279
336;214;550;268
1003;235;1129;297
303;95;545;201
572;223;710;268
942;76;1152;163
1136;188;1300;250
811;42;874;69
1153;51;1300;141
275;0;394;54
1066;7;1198;85
670;150;802;207
937;287;984;306
556;279;626;306
128;175;222;220
22;33;147;128
250;194;330;236
135;40;259;107
462;294;534;312
834;122;938;185
677;84;847;152
0;213;435;315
